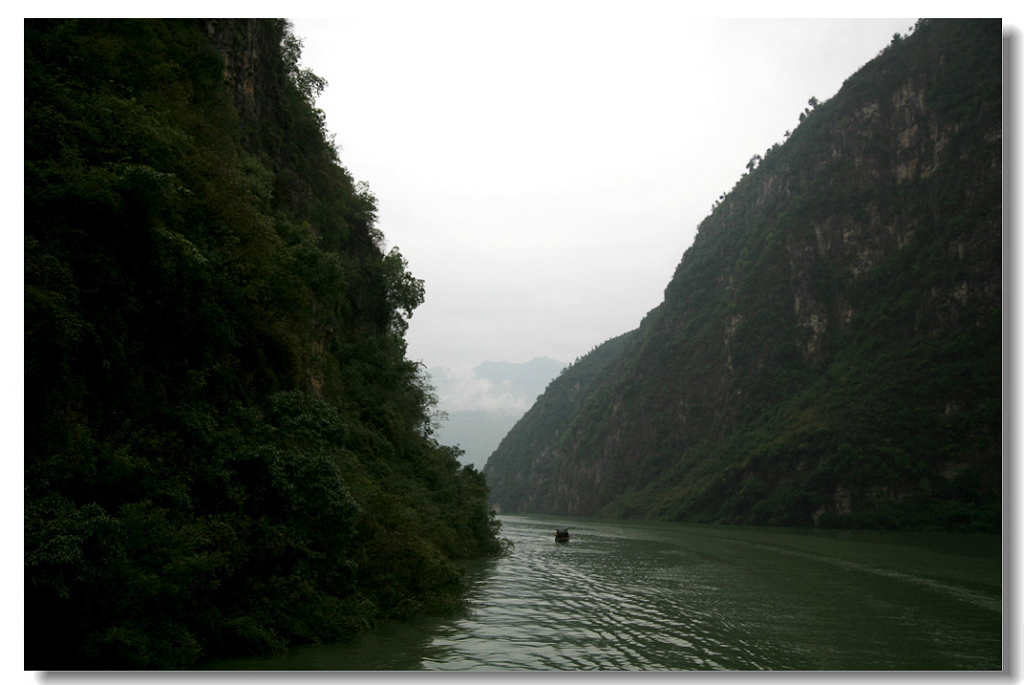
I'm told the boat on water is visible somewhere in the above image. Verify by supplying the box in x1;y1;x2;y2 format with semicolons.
554;528;570;542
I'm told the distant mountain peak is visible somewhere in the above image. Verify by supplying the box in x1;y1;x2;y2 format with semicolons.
428;357;567;469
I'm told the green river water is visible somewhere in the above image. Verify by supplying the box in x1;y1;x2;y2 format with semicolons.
207;513;1003;671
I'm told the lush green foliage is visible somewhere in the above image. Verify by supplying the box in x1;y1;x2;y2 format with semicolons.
483;331;636;511
25;19;499;669
485;19;1001;533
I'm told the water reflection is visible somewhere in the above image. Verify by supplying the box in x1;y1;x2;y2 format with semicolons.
207;514;1001;671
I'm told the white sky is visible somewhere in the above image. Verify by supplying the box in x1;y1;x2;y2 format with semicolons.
291;10;929;370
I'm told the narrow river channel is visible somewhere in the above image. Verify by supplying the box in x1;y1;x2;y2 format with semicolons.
207;513;1003;671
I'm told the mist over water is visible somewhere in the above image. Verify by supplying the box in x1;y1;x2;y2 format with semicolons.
209;514;1001;671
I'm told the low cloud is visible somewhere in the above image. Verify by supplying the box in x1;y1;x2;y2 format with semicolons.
426;358;567;468
428;365;533;417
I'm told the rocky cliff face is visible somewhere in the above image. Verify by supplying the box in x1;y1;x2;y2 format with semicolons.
204;20;282;150
24;19;499;668
484;20;1001;531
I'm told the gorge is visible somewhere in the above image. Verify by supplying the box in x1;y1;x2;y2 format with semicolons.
484;19;1002;533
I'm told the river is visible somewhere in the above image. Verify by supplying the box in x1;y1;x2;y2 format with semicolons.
206;513;1003;671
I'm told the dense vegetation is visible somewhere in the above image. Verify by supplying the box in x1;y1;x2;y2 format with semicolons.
25;19;500;669
485;331;637;513
485;19;1001;532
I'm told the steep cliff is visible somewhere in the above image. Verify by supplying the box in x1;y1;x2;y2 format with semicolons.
484;19;1001;532
25;19;498;669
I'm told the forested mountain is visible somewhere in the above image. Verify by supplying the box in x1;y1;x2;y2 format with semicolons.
484;20;1002;532
25;19;500;669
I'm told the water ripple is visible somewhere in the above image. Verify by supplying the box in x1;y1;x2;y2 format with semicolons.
409;516;1000;670
206;515;1001;670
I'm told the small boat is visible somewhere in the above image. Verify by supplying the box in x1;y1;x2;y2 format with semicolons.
554;528;570;542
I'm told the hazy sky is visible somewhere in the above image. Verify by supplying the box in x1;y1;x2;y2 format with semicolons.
291;11;932;371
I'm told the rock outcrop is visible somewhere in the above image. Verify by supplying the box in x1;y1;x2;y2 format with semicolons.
484;20;1001;531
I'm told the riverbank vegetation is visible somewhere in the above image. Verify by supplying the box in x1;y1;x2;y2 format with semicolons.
25;19;500;669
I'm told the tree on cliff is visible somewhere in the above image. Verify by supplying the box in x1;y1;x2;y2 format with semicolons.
25;18;500;669
484;19;1001;532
